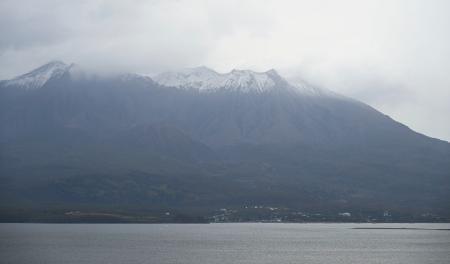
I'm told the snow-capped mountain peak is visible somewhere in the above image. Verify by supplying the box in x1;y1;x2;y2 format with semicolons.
3;62;334;97
5;60;71;90
154;67;288;93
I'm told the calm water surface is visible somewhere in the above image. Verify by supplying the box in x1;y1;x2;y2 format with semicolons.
1;223;449;264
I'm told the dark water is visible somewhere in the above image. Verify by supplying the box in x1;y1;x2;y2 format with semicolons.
1;223;449;264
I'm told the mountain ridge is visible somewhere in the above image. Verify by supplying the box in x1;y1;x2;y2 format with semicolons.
2;61;335;97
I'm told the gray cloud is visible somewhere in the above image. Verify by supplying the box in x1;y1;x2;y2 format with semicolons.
0;0;449;141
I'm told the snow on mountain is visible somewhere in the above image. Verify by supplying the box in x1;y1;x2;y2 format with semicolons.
153;67;289;93
4;61;70;90
153;66;337;96
292;79;346;98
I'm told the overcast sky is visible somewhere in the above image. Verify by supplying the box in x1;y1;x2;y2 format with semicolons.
1;0;449;141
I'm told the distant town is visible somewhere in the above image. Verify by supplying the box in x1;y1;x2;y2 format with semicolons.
208;206;448;223
2;205;447;223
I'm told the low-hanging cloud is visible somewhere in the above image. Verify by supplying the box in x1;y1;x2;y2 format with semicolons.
1;0;449;141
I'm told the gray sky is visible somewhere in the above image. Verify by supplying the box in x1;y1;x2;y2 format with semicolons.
1;0;449;141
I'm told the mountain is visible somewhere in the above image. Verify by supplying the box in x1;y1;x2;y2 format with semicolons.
1;61;449;222
2;61;71;90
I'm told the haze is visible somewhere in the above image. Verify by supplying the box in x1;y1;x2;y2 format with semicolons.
1;0;449;141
